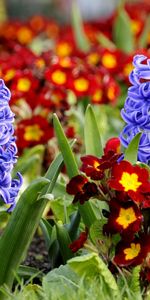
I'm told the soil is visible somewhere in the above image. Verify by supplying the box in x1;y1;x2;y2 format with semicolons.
23;233;51;274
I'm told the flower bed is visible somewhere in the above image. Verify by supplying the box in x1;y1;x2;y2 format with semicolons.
0;1;149;299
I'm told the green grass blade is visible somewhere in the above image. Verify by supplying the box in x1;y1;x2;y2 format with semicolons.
53;114;79;178
84;105;103;156
124;132;142;164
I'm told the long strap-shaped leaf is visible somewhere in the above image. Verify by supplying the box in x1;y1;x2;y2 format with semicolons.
53;113;98;227
0;151;64;296
71;1;90;52
84;105;103;157
124;132;142;164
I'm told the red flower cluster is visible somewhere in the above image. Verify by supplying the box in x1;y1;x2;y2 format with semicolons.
66;138;150;267
0;1;150;160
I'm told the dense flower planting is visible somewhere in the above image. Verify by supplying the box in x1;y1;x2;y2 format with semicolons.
0;1;150;298
0;1;149;161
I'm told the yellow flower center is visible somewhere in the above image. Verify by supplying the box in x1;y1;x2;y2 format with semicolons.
51;70;66;85
35;58;45;69
24;125;44;141
131;20;141;35
116;207;136;229
87;53;100;65
93;160;100;170
56;42;72;57
124;243;141;260
74;78;89;92
123;63;133;77
17;27;33;44
59;57;71;68
4;69;16;81
93;90;102;102
107;86;115;101
101;53;117;68
17;78;31;92
119;172;142;192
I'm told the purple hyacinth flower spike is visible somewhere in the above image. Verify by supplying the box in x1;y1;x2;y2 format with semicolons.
120;54;150;165
0;79;23;211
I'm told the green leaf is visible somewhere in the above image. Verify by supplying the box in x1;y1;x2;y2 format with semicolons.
43;264;79;299
53;113;98;228
138;17;150;49
97;32;116;50
71;1;90;52
17;284;44;300
68;253;120;298
129;265;142;299
0;151;65;293
17;265;43;280
84;104;103;156
124;132;142;164
90;219;111;254
0;178;49;291
40;218;53;249
13;145;45;177
56;222;73;263
53;114;79;178
113;8;134;53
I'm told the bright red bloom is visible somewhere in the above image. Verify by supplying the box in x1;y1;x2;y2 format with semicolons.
10;70;39;96
104;137;121;155
103;199;142;239
100;49;125;75
108;161;150;204
15;115;54;152
142;192;150;208
66;174;98;204
69;228;88;253
16;25;34;45
45;65;70;87
55;40;73;57
102;75;120;105
67;72;92;98
114;235;150;267
81;151;122;180
37;86;69;111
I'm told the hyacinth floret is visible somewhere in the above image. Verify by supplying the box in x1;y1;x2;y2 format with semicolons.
120;54;150;164
0;79;22;211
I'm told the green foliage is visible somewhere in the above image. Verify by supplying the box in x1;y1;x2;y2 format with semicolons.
0;149;65;295
71;1;90;52
138;17;150;49
113;7;134;53
53;113;98;228
84;104;103;157
53;114;79;178
68;252;120;298
56;222;73;263
0;178;49;292
97;32;116;50
13;145;45;180
124;132;142;164
129;266;142;300
43;264;79;299
90;219;111;255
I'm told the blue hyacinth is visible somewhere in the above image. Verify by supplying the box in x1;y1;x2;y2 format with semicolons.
120;54;150;165
0;79;22;211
